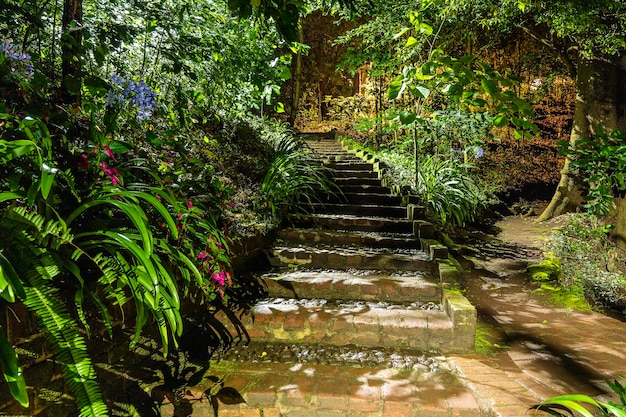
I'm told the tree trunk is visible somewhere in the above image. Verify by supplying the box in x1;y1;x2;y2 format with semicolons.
614;197;626;249
538;56;626;222
61;0;82;104
289;27;304;126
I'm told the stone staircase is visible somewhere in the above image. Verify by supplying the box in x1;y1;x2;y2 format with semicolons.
161;136;480;416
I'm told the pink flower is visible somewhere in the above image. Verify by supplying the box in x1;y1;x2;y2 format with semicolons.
187;200;193;209
211;271;226;286
78;154;89;170
176;213;184;221
100;162;121;185
103;145;114;159
197;252;207;259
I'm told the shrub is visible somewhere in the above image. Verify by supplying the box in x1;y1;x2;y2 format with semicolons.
545;214;626;311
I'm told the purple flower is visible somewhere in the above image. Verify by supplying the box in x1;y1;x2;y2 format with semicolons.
105;74;158;121
1;40;34;80
474;146;485;158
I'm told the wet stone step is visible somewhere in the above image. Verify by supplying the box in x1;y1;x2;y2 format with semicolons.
335;177;384;187
309;203;408;218
234;297;454;352
261;268;440;304
269;244;434;271
290;213;414;233
222;341;443;370
323;162;374;170
171;360;481;417
336;184;391;194
278;228;420;249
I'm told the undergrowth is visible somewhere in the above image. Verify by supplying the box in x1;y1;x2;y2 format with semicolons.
534;214;626;313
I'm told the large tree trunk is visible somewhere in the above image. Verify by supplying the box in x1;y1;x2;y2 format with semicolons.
538;56;626;222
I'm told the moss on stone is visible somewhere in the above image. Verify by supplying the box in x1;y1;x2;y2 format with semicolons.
528;253;591;311
527;253;561;282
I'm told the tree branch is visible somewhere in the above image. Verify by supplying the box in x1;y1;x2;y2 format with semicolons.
520;25;577;78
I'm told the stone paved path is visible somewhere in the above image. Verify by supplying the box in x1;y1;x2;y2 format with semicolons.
449;217;626;416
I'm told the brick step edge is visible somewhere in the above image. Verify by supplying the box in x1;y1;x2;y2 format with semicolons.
154;360;484;417
219;287;475;353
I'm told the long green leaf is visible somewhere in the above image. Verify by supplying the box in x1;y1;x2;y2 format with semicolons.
0;252;26;301
0;326;29;407
67;199;153;256
0;192;25;204
111;190;179;240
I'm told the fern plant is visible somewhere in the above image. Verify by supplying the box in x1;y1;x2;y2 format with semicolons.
1;206;108;416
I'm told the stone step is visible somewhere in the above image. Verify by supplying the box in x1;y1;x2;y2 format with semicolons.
336;184;391;194
304;147;352;153
290;213;414;233
241;298;456;351
278;228;420;249
268;244;434;271
309;202;408;218
335;177;384;187
305;149;363;158
161;358;482;417
333;169;379;179
324;162;374;171
261;268;440;304
315;192;403;206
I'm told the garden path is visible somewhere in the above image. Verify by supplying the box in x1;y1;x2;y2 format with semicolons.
159;138;626;417
450;215;626;416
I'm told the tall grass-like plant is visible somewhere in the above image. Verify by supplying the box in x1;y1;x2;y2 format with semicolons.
416;154;486;227
259;134;336;218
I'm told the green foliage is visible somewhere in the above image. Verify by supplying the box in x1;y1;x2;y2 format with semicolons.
545;214;626;311
527;253;591;312
259;134;335;218
481;0;626;59
227;0;355;42
1;206;108;416
527;254;561;282
416;154;487;226
562;128;626;217
533;377;626;417
474;322;509;357
0;326;28;407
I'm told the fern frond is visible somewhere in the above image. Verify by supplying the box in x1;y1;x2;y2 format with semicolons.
22;282;108;417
